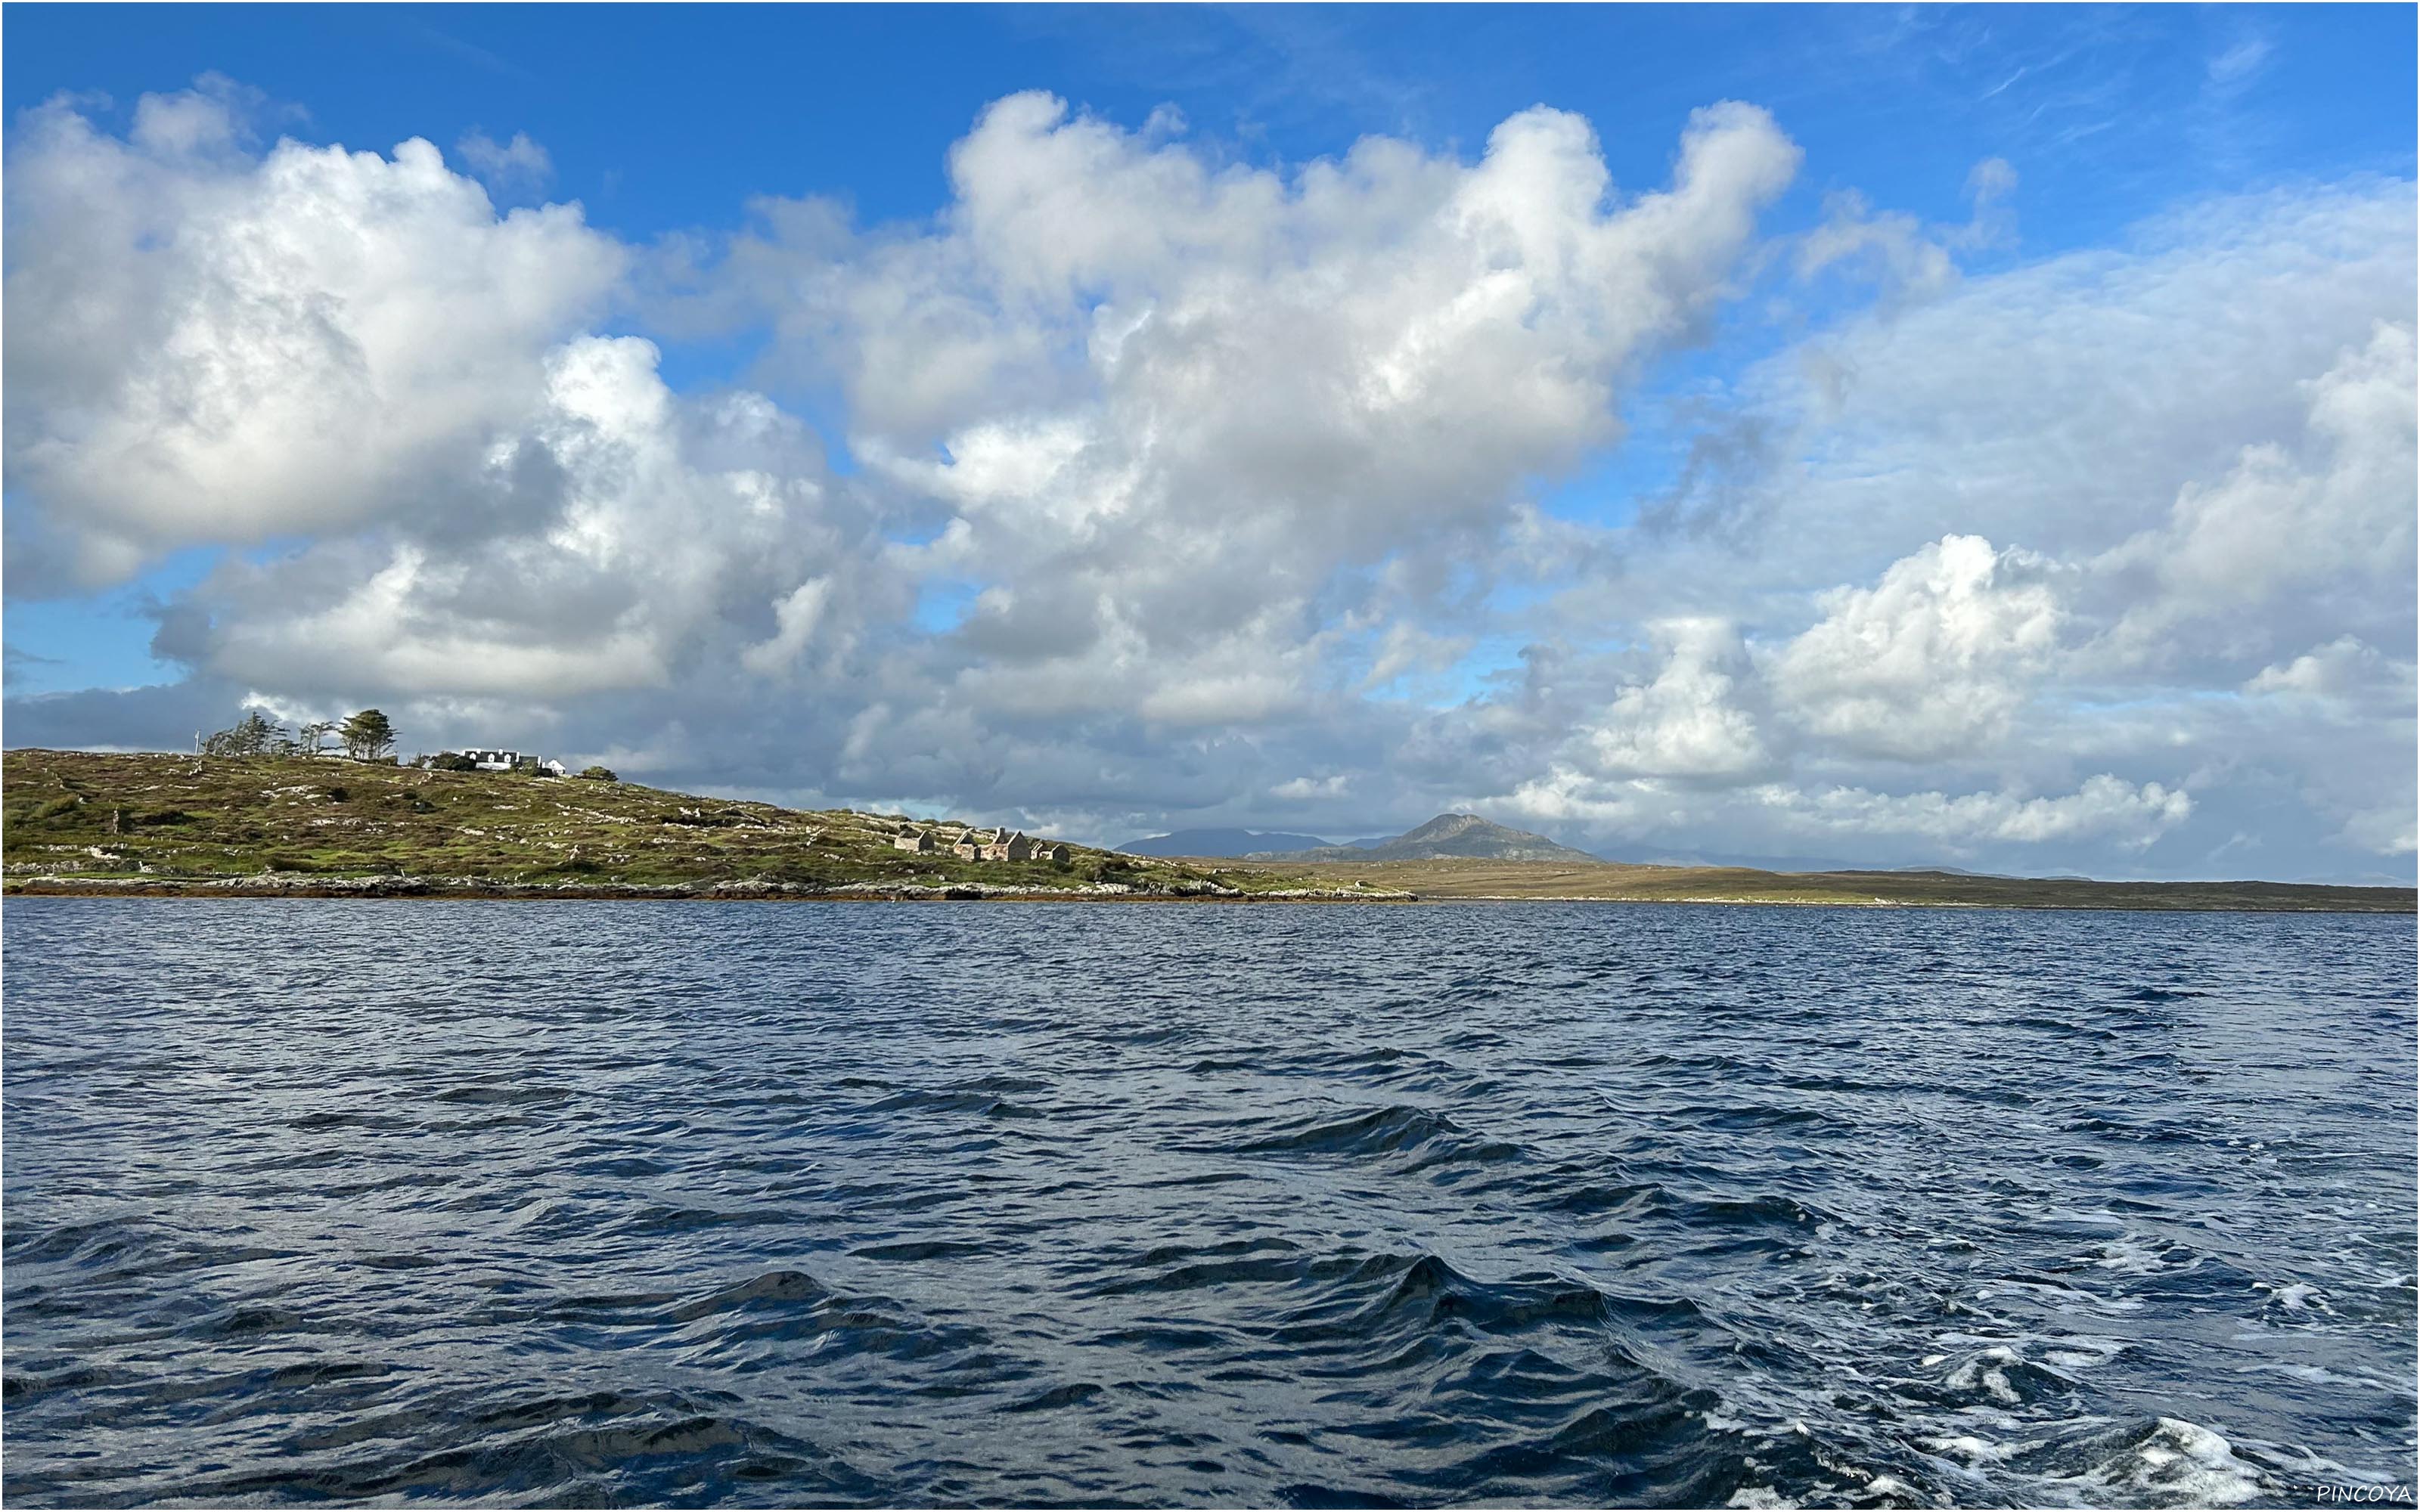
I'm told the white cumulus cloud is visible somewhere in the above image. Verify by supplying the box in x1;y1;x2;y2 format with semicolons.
1774;534;2065;761
455;129;553;192
1581;618;1769;779
2;78;2409;882
4;85;625;587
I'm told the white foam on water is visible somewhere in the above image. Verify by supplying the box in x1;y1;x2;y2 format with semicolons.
1977;1276;2146;1314
2251;1442;2410;1494
2057;1418;2268;1507
2256;1279;2335;1313
1932;1328;2122;1375
1724;1489;1796;1509
2090;1235;2187;1275
1803;1442;1925;1506
1919;1433;2015;1464
2041;1335;2127;1371
1947;1345;2026;1403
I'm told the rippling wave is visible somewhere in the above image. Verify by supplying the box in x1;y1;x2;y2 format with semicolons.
5;900;2412;1505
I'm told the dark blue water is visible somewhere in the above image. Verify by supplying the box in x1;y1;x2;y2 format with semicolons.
4;900;2412;1507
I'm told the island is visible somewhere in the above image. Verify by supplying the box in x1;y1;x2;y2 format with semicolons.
0;750;1396;902
3;749;2411;912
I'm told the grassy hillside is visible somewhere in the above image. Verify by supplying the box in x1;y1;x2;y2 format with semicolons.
1211;857;2415;912
0;750;1397;900
5;750;2408;910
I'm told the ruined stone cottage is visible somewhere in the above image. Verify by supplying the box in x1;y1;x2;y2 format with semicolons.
892;824;1069;864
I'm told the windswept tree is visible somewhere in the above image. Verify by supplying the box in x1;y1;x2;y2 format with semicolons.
298;720;340;757
341;709;396;761
203;709;285;758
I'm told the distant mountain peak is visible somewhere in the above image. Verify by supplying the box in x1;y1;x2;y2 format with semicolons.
1248;813;1599;864
1115;827;1332;859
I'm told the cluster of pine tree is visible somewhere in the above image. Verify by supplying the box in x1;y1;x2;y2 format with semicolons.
202;708;393;761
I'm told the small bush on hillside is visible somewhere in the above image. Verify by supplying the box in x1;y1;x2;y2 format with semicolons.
577;766;618;782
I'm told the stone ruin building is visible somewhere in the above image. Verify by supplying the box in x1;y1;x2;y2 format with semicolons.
892;824;1070;865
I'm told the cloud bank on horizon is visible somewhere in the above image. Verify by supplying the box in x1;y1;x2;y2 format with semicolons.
5;40;2413;882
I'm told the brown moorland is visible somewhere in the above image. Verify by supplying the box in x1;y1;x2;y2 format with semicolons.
1162;855;2415;912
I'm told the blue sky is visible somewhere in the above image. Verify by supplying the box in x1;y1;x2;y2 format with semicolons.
8;5;2409;690
11;6;2405;246
5;5;2413;877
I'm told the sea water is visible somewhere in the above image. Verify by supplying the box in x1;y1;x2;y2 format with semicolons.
4;900;2412;1506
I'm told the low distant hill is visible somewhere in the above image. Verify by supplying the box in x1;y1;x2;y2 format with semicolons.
1251;813;1601;863
1629;848;1910;874
1230;854;2414;911
1117;827;1333;858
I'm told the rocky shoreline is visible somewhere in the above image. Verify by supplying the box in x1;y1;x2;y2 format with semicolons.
1;872;1419;903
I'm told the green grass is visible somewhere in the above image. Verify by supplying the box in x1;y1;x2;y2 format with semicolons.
0;749;1388;897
